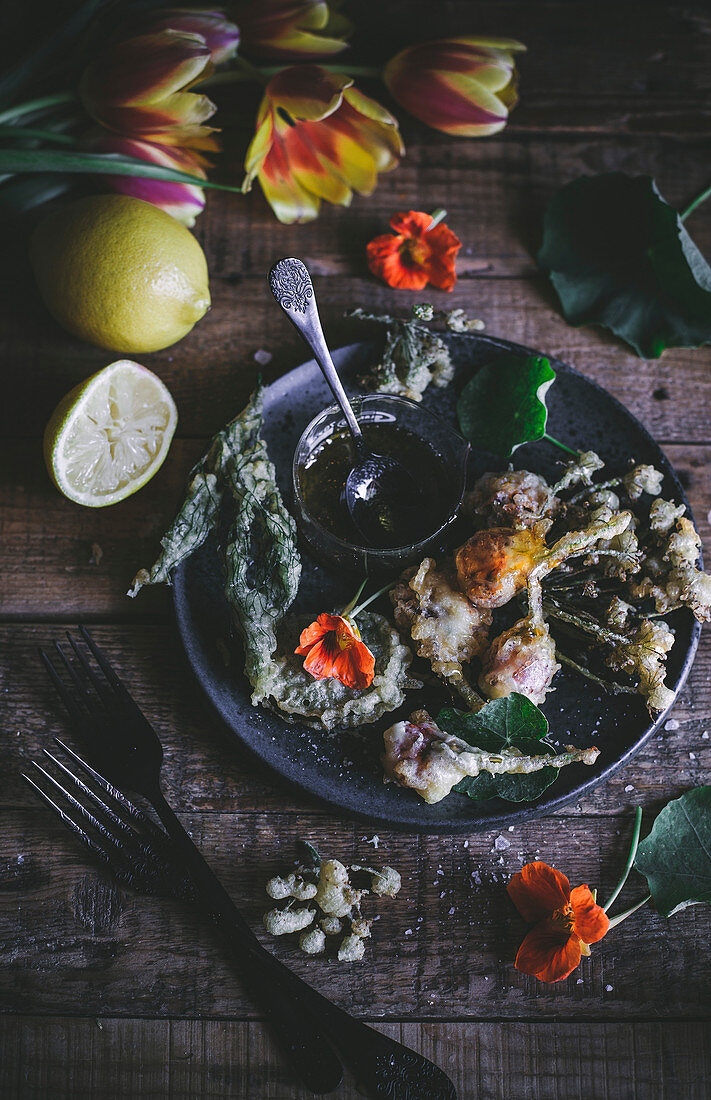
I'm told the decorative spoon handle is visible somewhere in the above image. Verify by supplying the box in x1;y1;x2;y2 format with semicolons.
269;257;363;443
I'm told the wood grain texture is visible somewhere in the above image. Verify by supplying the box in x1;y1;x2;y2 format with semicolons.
2;0;711;1095
2;1017;710;1100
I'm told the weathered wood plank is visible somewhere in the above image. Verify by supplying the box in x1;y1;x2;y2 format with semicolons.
2;809;710;1020
1;1017;711;1100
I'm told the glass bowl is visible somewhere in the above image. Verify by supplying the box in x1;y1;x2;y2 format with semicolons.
292;394;470;575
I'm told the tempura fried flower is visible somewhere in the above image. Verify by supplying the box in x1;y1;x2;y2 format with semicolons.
382;710;599;805
467;469;557;530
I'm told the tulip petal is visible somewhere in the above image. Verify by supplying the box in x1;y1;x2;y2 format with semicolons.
90;134;206;224
265;65;350;121
507;861;571;923
235;0;351;59
144;11;240;64
571;886;610;945
515;926;582;982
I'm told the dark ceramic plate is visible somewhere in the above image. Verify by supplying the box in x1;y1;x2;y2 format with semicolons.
173;336;700;832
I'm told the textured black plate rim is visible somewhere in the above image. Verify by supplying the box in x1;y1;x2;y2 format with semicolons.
173;335;701;833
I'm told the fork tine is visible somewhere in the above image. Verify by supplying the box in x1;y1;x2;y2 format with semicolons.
53;739;167;844
53;641;102;711
22;771;117;872
30;759;129;860
66;632;107;696
39;648;85;720
79;625;124;693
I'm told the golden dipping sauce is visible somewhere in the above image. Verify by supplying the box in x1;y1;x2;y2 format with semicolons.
299;421;452;549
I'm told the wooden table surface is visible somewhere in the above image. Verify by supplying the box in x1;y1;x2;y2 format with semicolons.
2;3;711;1097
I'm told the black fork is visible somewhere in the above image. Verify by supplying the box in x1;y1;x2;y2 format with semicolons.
39;628;457;1100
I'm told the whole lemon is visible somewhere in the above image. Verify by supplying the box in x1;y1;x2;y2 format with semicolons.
29;194;210;353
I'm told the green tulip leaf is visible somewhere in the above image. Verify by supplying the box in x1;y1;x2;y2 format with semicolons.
538;172;711;359
438;694;560;803
0;148;242;193
457;352;556;457
634;786;711;917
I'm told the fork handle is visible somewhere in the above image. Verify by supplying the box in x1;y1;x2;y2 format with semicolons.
148;787;343;1095
149;788;456;1099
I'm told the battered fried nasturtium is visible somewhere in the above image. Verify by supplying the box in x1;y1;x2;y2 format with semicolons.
262;845;402;962
383;708;599;805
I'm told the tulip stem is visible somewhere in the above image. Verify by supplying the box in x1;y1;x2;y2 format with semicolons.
0;91;77;125
680;182;711;222
201;58;270;87
0;125;75;145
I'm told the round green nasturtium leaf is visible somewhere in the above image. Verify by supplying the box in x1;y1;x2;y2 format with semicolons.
457;353;556;458
439;694;560;803
537;172;711;359
634;786;711;917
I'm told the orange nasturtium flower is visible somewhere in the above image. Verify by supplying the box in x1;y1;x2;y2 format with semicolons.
367;210;461;291
233;0;351;59
384;37;526;138
80;30;220;150
507;862;610;983
243;65;403;223
296;613;375;690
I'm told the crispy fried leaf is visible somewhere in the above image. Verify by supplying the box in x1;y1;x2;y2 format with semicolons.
438;694;560;802
457;353;556;457
129;386;302;697
538;173;711;359
634;786;711;916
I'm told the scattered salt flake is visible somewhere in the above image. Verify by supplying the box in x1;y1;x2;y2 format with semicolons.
463;841;469;848
448;907;456;916
624;784;635;792
404;928;413;936
365;835;380;848
253;348;272;365
665;719;680;731
576;978;584;985
440;891;446;898
689;752;696;760
471;871;482;885
508;826;515;832
703;732;709;740
605;984;614;992
494;835;511;851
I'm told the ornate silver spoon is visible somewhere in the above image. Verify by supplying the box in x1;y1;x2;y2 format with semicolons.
269;257;424;547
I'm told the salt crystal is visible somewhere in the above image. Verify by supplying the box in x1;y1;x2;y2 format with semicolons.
703;731;709;739
463;841;469;848
605;984;614;992
624;784;635;792
448;907;455;916
689;752;696;760
404;928;413;936
366;835;380;848
576;978;584;985
665;719;680;731
253;348;272;365
508;826;515;832
494;835;511;851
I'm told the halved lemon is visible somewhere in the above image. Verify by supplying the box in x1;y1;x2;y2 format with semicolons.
44;360;178;507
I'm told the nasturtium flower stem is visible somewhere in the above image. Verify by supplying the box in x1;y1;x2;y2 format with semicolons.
0;91;77;124
340;578;368;618
542;432;579;457
606;894;651;929
426;208;447;232
348;580;395;620
680;182;711;222
603;806;644;913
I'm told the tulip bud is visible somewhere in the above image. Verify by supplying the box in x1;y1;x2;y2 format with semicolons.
143;8;240;64
80;30;218;149
233;0;350;59
384;37;526;137
91;135;207;226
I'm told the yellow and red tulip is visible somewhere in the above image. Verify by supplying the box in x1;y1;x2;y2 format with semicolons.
143;8;241;64
90;134;208;225
79;30;219;150
233;0;350;59
384;36;526;137
243;65;403;223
